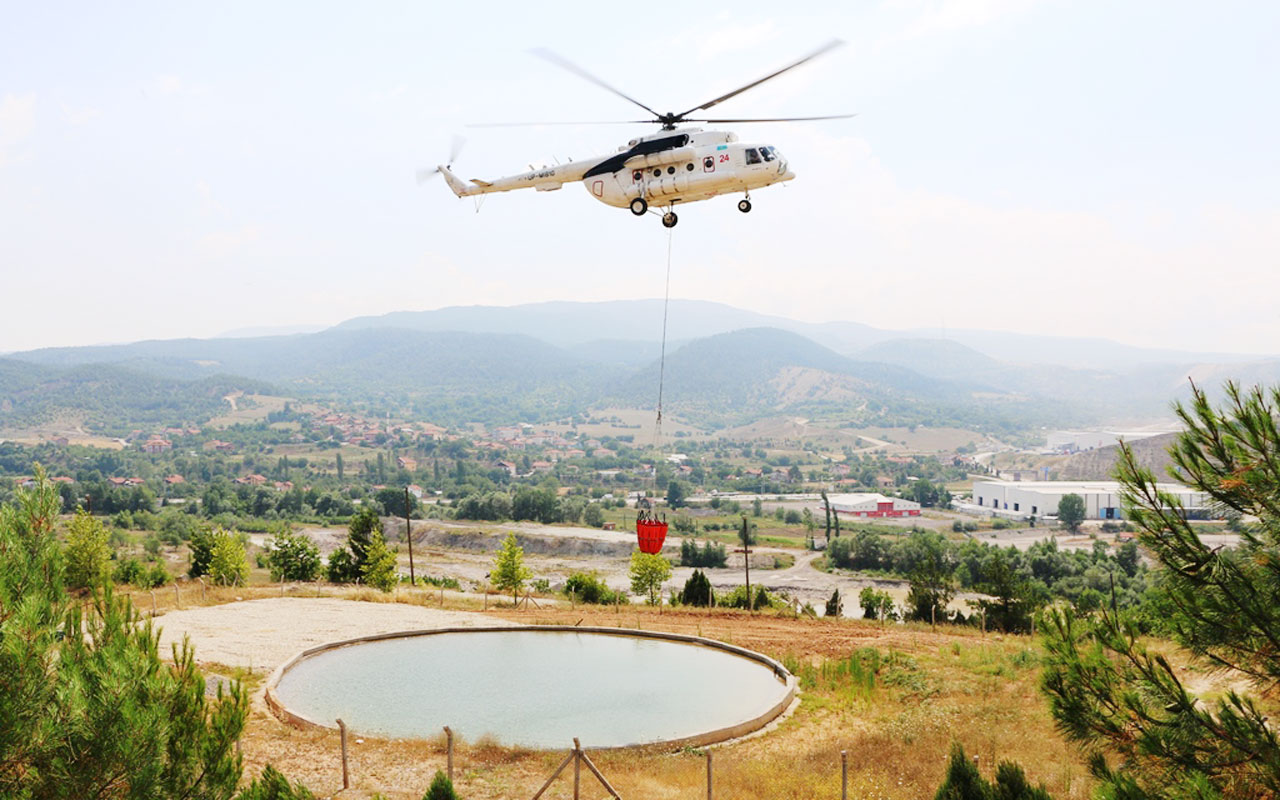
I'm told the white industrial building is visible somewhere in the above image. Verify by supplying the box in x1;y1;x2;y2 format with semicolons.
829;493;921;518
970;479;1211;520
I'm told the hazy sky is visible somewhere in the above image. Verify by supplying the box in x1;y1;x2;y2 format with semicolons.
2;1;1277;354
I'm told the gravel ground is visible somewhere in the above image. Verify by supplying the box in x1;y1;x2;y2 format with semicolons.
155;597;511;673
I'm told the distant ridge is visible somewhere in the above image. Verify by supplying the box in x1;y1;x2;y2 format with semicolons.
5;301;1279;430
328;299;1266;370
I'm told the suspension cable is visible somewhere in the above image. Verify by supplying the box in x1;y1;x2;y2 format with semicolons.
655;226;674;448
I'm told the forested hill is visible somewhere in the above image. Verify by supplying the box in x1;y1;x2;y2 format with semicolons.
5;326;1072;432
0;359;268;433
9;329;620;426
611;328;1066;432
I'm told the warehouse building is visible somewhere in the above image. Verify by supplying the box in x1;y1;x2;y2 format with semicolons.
970;479;1212;520
828;493;921;518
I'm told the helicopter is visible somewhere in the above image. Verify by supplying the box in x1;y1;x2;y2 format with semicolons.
424;41;853;228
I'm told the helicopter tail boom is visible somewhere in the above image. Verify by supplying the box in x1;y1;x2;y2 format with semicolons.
438;165;483;197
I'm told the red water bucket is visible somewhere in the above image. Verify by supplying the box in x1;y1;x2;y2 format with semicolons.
636;518;668;554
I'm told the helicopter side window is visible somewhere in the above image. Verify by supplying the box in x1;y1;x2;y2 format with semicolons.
744;147;761;165
760;146;776;162
666;166;675;175
703;156;715;172
652;168;661;177
632;170;642;182
686;162;694;171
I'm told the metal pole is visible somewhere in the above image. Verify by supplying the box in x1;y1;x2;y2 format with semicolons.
174;582;180;609
405;487;415;585
841;750;848;800
337;718;350;790
444;726;453;783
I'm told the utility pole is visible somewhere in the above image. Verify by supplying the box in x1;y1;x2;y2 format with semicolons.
404;486;415;585
734;515;753;613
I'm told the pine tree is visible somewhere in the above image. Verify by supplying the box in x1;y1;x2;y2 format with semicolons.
629;551;672;606
825;588;843;617
1040;381;1280;797
360;531;399;592
209;528;250;586
492;533;532;605
63;509;113;590
933;744;1052;799
422;769;460;800
0;472;309;797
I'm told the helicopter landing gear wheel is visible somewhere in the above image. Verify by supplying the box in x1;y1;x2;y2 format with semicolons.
662;211;678;228
738;199;752;213
630;197;648;216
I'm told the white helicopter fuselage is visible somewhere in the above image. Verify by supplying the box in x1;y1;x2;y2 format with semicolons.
438;129;794;212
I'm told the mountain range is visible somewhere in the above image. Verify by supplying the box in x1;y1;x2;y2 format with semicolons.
4;300;1278;435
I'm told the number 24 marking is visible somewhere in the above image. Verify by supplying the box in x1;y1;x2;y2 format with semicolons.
718;154;730;163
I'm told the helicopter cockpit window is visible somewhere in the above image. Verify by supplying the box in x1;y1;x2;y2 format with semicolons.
760;146;776;162
744;147;761;165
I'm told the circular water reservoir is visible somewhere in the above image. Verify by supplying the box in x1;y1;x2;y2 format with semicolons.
268;627;794;748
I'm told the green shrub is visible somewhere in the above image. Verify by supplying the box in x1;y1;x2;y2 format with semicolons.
113;557;145;586
237;765;316;799
679;539;727;568
565;571;626;605
418;575;461;590
422;769;459;800
722;584;777;610
266;529;322;582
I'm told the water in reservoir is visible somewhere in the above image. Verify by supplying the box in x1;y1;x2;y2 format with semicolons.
273;630;790;748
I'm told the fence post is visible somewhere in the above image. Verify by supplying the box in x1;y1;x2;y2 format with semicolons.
706;749;713;800
150;590;157;616
174;582;180;609
337;718;350;790
444;725;453;783
573;738;581;800
199;577;206;602
841;750;848;800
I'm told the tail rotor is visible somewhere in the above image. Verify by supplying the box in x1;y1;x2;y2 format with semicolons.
416;135;467;185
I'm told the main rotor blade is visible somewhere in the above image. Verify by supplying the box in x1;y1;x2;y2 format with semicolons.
531;48;662;119
467;120;652;128
676;39;845;119
685;113;858;123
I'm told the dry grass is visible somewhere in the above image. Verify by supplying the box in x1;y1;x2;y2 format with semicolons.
220;601;1094;799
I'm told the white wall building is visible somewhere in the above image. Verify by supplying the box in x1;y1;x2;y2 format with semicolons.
970;479;1211;520
829;493;921;518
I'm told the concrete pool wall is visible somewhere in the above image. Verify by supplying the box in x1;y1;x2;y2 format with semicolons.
263;625;797;750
